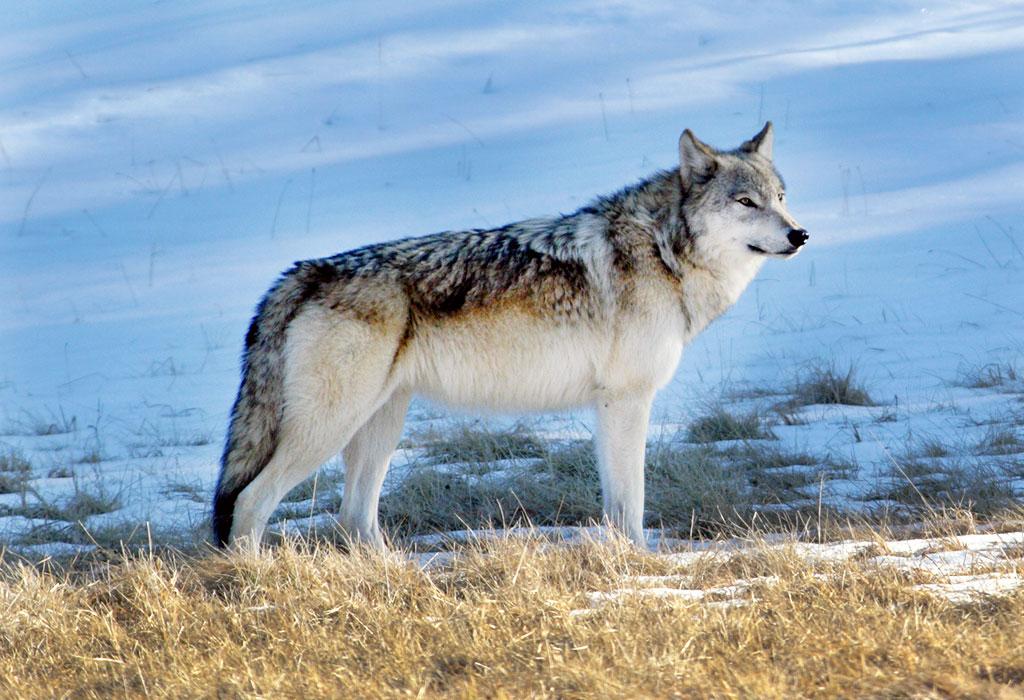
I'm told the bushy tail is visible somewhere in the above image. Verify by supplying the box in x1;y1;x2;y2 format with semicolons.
212;261;336;546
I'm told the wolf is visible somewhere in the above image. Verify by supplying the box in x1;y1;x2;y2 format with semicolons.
212;122;808;549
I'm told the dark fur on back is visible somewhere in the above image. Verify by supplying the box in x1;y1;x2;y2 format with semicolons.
314;218;602;323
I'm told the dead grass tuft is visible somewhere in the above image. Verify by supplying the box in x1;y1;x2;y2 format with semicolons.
0;449;31;493
872;456;1018;519
915;437;953;459
957;361;1021;390
378;442;602;538
977;427;1023;456
685;406;773;443
13;490;123;523
786;362;875;407
644;443;751;528
4;407;77;436
420;423;547;464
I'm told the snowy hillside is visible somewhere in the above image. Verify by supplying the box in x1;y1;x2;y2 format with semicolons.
1;1;1022;553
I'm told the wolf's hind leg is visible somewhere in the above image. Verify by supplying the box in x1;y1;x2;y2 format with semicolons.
229;313;400;548
595;393;653;548
338;390;411;549
230;417;357;549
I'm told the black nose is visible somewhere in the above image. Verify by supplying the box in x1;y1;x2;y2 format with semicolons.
787;228;809;247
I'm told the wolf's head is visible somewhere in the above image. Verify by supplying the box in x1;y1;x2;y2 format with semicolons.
678;122;807;264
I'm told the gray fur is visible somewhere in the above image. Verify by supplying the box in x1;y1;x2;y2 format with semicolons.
213;122;807;548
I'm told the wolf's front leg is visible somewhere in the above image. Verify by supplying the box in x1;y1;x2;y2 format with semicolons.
595;393;653;548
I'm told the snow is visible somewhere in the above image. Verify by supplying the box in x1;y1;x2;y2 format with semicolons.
881;531;1024;555
578;529;1024;612
914;573;1023;603
2;2;1023;552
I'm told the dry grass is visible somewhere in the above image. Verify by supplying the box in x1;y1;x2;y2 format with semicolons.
786;362;875;407
0;449;31;494
378;440;602;537
376;436;764;539
418;423;547;464
367;421;873;544
977;427;1023;457
685;406;773;443
2;488;122;525
0;536;1022;698
3;406;78;436
957;361;1021;390
872;456;1018;517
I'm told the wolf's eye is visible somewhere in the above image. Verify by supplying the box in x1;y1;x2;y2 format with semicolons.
778;192;785;201
737;197;757;208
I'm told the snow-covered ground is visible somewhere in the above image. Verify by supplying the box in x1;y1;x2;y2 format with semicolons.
578;529;1024;610
1;2;1022;552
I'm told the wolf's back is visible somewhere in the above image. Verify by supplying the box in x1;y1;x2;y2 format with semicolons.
211;260;336;546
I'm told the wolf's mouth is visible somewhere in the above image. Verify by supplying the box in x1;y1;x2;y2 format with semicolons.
748;244;802;257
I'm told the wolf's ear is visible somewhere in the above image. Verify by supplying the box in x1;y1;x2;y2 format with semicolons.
741;121;773;160
678;129;718;185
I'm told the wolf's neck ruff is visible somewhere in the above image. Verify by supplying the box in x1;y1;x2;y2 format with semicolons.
213;123;807;549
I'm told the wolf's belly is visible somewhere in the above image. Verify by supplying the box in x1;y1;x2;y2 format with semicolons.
398;309;686;411
399;315;606;411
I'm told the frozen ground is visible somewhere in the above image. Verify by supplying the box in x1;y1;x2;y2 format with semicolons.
1;2;1022;554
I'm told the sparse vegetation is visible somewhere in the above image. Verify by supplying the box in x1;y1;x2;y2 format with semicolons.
787;362;875;407
380;431;765;539
0;485;122;524
76;448;103;464
644;443;750;527
3;407;77;436
162;479;207;504
379;443;602;538
127;430;214;456
977;427;1023;456
541;440;596;480
728;443;819;470
913;437;953;459
1002;457;1024;480
0;450;31;493
420;423;547;464
374;427;859;541
31;491;122;522
0;449;31;474
725;444;857;505
685;406;773;443
773;405;808;426
11;519;201;550
872;407;898;423
873;458;1017;516
957;360;1021;389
